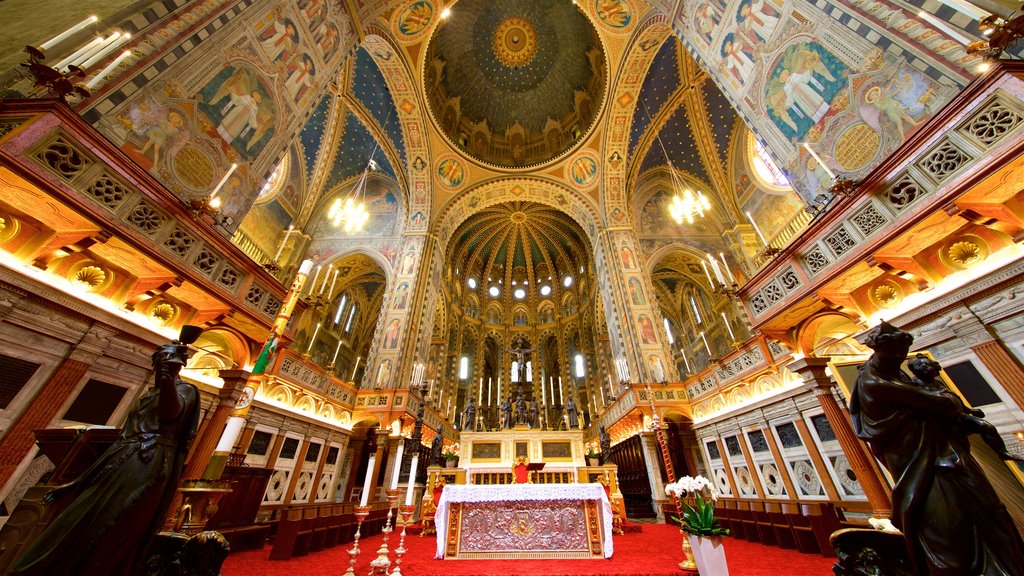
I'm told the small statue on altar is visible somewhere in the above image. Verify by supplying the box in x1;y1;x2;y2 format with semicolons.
514;390;528;426
851;322;1024;575
599;424;611;464
907;354;1021;462
529;398;540;428
430;427;444;467
12;328;202;576
565;396;579;429
463;396;477;432
501;397;512;429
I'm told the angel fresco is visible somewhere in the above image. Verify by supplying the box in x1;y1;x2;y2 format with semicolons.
259;17;300;62
765;42;847;141
720;32;756;84
736;0;781;45
284;54;316;102
199;67;275;160
117;95;188;170
693;2;721;46
858;69;936;141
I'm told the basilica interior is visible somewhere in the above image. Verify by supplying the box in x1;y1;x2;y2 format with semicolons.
0;0;1023;573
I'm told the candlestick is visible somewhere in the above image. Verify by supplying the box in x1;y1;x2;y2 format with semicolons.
721;312;736;342
392;504;415;576
306;323;320;354
308;265;321;296
917;10;974;45
389;440;405;490
360;453;376;506
478;377;483;405
802;143;836;180
84;49;131;90
80;32;130;69
700;331;712;357
719;252;735;284
343;505;371;576
39;16;99;51
404;453;419;506
319;265;333;295
681;348;692;373
351;356;362;380
273;225;294;262
746;211;769;246
54;36;104;70
331;339;343;366
707;254;725;284
209;162;238;199
558;376;564;405
327;268;339;297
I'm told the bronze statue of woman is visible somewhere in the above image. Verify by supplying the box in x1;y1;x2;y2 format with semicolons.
12;328;202;576
851;322;1024;575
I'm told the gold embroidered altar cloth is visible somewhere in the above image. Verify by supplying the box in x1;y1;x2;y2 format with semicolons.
434;483;612;559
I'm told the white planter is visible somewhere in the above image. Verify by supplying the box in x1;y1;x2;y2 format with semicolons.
688;535;729;575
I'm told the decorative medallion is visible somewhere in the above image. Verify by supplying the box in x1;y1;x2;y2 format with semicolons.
735;466;755;496
265;470;288;503
435;154;466;190
832;456;864;496
171;144;216;192
493;17;538;68
792;460;823;496
870;281;903;309
713;467;732;495
762;463;786;496
947;240;982;267
70;264;109;292
567;150;600;190
593;0;633;31
834;122;880;171
394;0;435;42
150;301;178;324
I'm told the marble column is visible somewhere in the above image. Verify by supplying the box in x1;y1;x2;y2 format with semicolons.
638;431;667;521
789;357;892;517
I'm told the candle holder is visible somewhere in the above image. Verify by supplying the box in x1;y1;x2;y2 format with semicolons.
301;294;326;310
369;489;401;574
391;504;416;576
828;176;859;198
187;196;224;223
262;261;281;273
21;47;90;103
758;245;783;259
343;505;372;576
967;13;1024;60
712;281;739;298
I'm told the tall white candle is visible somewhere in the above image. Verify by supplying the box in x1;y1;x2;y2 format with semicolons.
308;265;321;295
209;162;237;199
360;453;376;506
67;34;113;69
273;225;294;261
721;312;736;342
306;323;320;353
938;0;992;18
80;32;130;70
719;253;736;284
54;36;103;70
681;348;692;373
39;16;98;51
543;379;547;406
350;356;361;380
802;143;836;180
318;265;333;295
478;377;483;404
404;453;419;506
331;339;343;365
708;254;725;284
558;377;564;405
84;49;131;90
327;269;339;297
746;211;769;246
389;440;405;490
701;331;712;356
497;376;502;400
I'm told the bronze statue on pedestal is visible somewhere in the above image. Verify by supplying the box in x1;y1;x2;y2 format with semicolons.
12;327;203;576
851;322;1024;575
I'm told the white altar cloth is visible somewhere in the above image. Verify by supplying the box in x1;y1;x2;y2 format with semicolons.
435;483;613;558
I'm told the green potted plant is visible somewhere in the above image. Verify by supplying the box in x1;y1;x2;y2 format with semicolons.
585;443;601;466
442;442;460;468
667;476;729;574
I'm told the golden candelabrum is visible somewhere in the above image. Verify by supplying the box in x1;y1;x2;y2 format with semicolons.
828;176;860;198
369;489;401;574
967;12;1024;60
391;504;416;576
342;505;371;576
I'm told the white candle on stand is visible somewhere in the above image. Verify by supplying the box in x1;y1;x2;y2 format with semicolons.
307;265;321;295
497;376;502;400
350;356;361;380
478;378;483;404
558;377;564;405
721;312;736;342
719;253;736;284
80;32;130;69
306;323;320;353
55;36;104;70
360;453;376;506
701;331;712;356
85;49;132;90
39;16;99;50
681;348;692;373
389;440;405;490
802;143;836;180
209;162;237;199
917;10;973;45
746;212;769;246
319;265;333;295
708;254;725;284
273;225;294;261
326;268;339;297
404;453;419;506
331;339;343;365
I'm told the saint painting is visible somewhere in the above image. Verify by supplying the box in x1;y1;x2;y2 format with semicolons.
198;66;275;160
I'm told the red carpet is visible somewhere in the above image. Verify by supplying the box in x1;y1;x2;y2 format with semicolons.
223;524;835;576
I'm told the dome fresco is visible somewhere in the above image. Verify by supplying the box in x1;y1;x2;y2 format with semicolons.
424;0;607;168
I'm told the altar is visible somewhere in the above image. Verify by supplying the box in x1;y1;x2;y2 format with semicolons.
435;484;613;559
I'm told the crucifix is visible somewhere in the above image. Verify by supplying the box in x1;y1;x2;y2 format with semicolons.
505;336;535;386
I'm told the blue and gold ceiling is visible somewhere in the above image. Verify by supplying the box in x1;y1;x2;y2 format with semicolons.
351;47;407;165
298;94;333;180
323;112;396;194
629;39;679;157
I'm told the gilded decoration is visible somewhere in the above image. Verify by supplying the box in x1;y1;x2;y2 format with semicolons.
69;264;109;292
150;301;178;325
870;281;903;309
493;18;538;68
947;239;983;267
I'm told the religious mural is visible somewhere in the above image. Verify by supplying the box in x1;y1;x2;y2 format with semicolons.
198;66;277;161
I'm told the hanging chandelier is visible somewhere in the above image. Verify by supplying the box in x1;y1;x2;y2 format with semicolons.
668;180;711;225
328;164;372;235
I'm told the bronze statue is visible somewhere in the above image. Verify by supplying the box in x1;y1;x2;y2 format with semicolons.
851;322;1024;575
12;327;203;576
529;398;539;428
500;397;512;429
565;396;579;429
463;396;476;432
430;427;444;467
514;389;527;426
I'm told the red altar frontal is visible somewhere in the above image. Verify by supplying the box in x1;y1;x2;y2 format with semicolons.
435;484;613;560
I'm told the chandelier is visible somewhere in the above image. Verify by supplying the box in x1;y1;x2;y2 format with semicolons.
328;164;371;235
668;182;711;225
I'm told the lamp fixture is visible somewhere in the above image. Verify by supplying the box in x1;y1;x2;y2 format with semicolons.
642;101;711;226
329;109;395;235
967;13;1024;60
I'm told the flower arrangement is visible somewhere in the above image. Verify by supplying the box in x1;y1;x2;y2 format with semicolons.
441;442;460;461
665;475;728;537
585;442;600;458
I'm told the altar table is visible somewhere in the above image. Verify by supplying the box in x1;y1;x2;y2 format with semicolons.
434;484;613;559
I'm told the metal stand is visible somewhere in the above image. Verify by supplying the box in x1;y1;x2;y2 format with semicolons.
391;504;416;576
369;489;400;574
342;505;371;576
